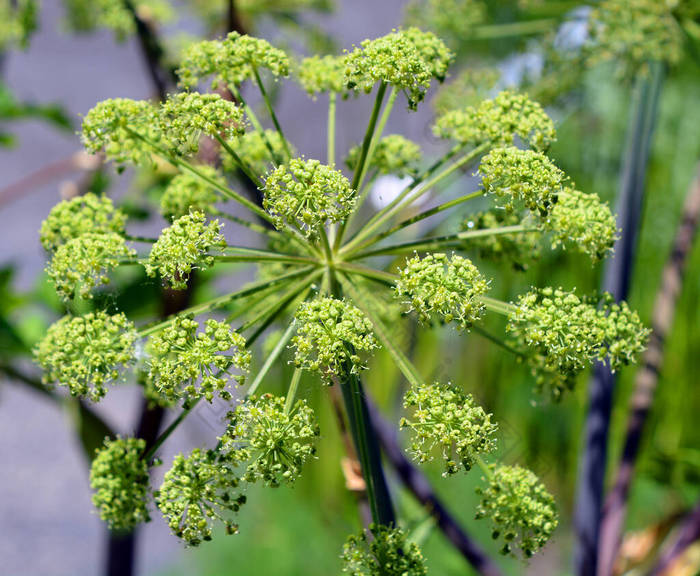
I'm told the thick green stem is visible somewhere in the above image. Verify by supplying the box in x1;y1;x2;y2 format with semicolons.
327;92;337;166
252;66;292;160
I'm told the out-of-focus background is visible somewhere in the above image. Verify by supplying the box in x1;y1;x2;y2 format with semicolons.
1;1;700;575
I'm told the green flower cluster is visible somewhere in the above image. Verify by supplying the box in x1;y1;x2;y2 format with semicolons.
434;91;556;151
296;54;346;96
401;382;497;476
160;92;245;156
395;253;490;329
160;167;224;220
293;297;377;377
221;394;319;487
222;130;293;176
346;134;422;177
342;524;427;576
40;192;127;253
507;288;650;398
147;315;250;403
177;32;290;90
544;187;618;261
90;436;150;532
34;311;136;402
463;210;541;270
475;464;558;557
588;0;683;73
156;448;247;545
263;158;355;237
81;98;158;165
146;211;225;289
405;0;487;47
479;146;564;216
344;28;453;110
48;232;135;300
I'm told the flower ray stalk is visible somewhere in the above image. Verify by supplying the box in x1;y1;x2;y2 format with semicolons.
251;66;292;161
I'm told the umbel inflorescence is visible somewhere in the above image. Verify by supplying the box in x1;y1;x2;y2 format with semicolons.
34;26;649;569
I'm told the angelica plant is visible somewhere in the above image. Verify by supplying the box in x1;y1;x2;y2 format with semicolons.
33;25;652;572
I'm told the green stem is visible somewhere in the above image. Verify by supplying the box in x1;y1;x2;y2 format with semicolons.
335;262;396;287
284;368;303;414
137;266;316;337
217;246;316;265
210;208;279;240
480;296;517;316
346;190;485;257
327;91;337;166
213;133;264;188
334;82;388;250
247;320;297;398
252;66;292;160
124;234;157;243
474;455;494;482
229;83;281;165
143;400;199;462
349;224;533;260
473;18;556;39
471;325;525;358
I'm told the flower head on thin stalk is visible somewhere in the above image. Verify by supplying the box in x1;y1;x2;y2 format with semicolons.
47;232;135;300
146;211;225;289
342;524;427;576
346;134;422;178
296;54;346;96
478;146;565;216
147;315;250;404
507;288;650;399
160;167;224;220
90;436;151;532
40;192;127;253
159;92;245;156
395;253;490;330
34;311;136;402
344;27;453;110
221;394;319;487
263;158;355;238
434;91;556;151
156;448;247;545
475;464;558;557
81;98;158;166
293;297;378;378
401;382;497;476
177;32;289;90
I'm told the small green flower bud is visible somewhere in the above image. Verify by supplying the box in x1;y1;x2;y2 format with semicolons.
544;187;619;261
47;232;135;300
160;167;224;220
434;91;556;151
463;210;541;270
346;134;422;178
90;436;151;532
507;288;650;399
81;98;159;165
34;311;136;402
177;32;289;90
221;394;319;487
147;315;250;403
342;524;427;576
479;146;564;216
344;28;453;110
40;192;127;253
146;211;225;289
395;253;490;329
159;92;245;156
156;448;247;546
475;464;558;557
221;130;294;177
401;382;497;476
296;54;346;96
263;158;355;238
293;297;378;378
